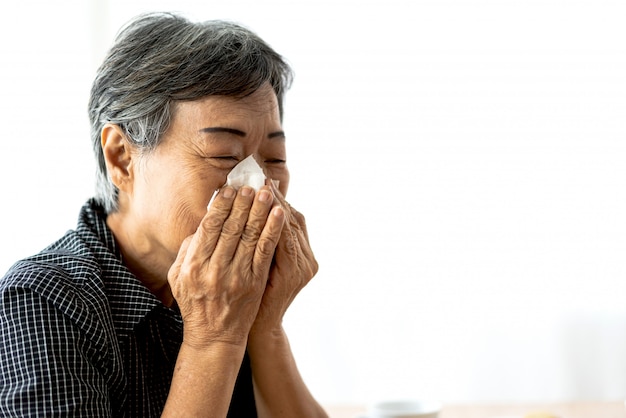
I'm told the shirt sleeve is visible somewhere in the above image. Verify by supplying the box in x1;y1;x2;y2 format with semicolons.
0;284;113;417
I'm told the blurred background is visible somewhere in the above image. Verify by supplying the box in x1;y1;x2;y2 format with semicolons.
1;0;625;407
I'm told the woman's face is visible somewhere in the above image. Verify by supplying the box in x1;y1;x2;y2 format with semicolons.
127;84;289;261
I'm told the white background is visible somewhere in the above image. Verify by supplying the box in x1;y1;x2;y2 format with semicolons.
1;0;625;406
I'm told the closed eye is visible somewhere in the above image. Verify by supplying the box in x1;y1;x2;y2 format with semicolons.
213;156;240;161
208;156;241;169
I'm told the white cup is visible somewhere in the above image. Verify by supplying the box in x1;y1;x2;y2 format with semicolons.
366;399;441;418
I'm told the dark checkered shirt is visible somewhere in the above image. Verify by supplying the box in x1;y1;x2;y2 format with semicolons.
0;199;256;417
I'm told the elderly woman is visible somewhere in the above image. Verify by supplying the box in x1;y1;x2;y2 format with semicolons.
0;12;327;418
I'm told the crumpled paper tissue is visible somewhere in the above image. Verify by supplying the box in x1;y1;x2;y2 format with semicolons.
225;155;266;191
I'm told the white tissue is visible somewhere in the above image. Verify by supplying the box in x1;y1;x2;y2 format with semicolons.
225;155;266;191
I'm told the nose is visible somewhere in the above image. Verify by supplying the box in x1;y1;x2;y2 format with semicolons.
247;152;290;196
225;155;265;191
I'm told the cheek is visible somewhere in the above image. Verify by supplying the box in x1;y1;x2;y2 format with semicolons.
200;172;231;208
142;162;223;220
171;197;203;236
151;174;218;249
181;169;228;214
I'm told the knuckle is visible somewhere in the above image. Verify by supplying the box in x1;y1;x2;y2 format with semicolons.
178;258;204;279
221;218;243;236
310;259;319;277
200;213;224;233
284;231;299;255
292;209;306;223
241;223;263;243
256;236;278;257
224;270;243;289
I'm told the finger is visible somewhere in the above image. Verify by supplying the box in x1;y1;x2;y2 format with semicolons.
290;209;317;267
268;179;288;210
268;180;300;228
253;205;285;279
190;186;236;259
238;186;274;255
213;186;256;261
167;235;194;290
288;205;312;243
267;178;317;267
268;180;311;245
282;221;300;258
267;180;300;254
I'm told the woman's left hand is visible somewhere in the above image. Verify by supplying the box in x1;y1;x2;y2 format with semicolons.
245;183;328;418
250;182;318;334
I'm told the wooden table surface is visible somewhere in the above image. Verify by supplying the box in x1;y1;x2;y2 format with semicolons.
324;401;625;418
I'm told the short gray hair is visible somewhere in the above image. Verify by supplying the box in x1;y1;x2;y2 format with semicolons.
88;12;293;213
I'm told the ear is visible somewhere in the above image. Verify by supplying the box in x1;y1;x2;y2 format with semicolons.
101;124;135;194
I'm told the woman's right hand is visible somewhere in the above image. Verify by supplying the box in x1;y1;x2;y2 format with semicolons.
166;185;285;349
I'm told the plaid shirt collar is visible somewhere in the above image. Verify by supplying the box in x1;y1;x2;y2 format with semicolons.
75;199;179;338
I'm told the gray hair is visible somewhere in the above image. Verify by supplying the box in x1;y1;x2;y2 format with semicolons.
88;12;293;213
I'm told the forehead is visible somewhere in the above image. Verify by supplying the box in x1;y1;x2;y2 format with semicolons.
171;85;280;127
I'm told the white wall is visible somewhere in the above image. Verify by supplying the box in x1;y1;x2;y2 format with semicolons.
1;0;625;406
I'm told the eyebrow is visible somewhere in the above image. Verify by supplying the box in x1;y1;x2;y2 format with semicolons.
200;127;285;139
200;127;245;137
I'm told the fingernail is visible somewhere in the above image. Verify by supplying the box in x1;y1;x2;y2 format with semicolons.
258;190;271;202
272;206;284;218
241;187;253;197
223;187;235;199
